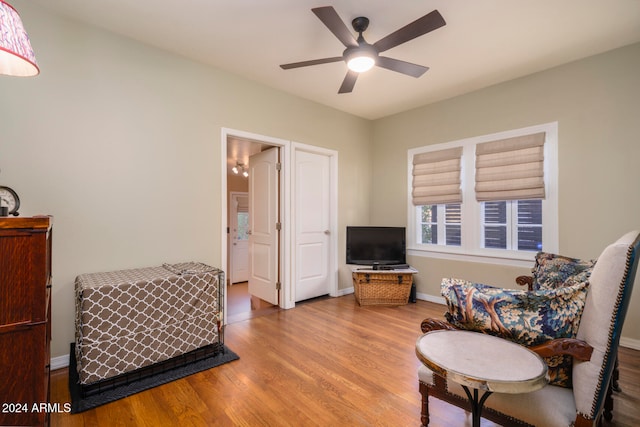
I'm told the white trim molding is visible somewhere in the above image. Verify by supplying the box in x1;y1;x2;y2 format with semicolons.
51;354;70;370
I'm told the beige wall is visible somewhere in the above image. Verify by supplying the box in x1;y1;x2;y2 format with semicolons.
1;2;372;358
372;42;640;344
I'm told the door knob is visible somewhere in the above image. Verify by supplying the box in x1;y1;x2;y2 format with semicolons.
324;230;330;235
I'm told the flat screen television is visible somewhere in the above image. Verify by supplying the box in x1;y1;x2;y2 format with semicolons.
346;226;406;267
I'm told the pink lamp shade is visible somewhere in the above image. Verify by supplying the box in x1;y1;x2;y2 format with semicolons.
0;0;38;76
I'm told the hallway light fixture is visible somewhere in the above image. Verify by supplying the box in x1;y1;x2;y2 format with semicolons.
232;161;249;178
0;0;39;76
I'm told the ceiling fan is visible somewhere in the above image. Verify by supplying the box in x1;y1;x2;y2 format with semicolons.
280;6;446;94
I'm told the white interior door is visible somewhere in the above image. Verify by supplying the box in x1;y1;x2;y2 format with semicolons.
248;147;280;305
230;192;249;284
294;149;332;302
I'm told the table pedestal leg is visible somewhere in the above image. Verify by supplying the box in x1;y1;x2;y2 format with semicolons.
461;386;493;427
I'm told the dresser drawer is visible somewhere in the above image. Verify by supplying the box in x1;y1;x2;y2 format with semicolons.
0;324;49;426
0;230;50;325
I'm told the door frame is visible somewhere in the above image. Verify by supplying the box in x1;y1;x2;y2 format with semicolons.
221;129;339;323
221;128;293;326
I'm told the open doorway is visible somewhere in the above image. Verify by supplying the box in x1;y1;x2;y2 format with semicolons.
221;128;339;325
225;137;279;323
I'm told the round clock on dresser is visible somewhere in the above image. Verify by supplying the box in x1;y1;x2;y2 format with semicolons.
0;185;20;216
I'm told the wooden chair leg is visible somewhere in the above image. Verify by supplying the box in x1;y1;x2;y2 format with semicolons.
604;378;614;422
602;352;620;422
419;382;430;427
612;353;622;392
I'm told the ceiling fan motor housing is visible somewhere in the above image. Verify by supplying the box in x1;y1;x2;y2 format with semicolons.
343;43;378;70
345;16;377;71
352;16;370;33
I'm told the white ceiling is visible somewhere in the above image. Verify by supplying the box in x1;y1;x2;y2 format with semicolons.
29;0;640;120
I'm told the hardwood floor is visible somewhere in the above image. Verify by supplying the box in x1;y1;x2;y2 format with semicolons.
226;282;279;324
51;296;640;426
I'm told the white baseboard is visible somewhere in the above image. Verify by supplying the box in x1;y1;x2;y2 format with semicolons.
335;286;354;297
620;337;640;350
51;354;70;370
416;293;446;305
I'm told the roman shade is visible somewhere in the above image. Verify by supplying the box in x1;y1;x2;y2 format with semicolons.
236;196;248;213
475;132;546;202
412;147;462;206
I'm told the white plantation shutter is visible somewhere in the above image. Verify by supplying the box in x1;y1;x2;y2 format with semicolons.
412;147;462;206
475;132;546;201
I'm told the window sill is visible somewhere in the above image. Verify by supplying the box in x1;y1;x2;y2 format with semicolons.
407;247;535;268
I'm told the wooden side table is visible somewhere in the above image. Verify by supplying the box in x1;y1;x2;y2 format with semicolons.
416;330;548;427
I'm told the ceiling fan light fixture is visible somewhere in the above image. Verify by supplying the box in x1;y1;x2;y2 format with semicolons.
344;45;377;73
347;55;375;73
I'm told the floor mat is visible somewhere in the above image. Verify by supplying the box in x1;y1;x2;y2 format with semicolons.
68;343;239;413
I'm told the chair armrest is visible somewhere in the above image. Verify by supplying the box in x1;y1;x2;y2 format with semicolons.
529;338;593;362
516;275;534;291
420;318;458;334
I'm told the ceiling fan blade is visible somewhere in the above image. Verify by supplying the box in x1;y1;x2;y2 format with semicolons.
280;57;343;70
338;70;358;94
373;10;446;53
312;6;358;48
376;56;429;78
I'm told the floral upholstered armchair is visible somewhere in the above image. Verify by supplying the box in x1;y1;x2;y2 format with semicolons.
417;231;640;427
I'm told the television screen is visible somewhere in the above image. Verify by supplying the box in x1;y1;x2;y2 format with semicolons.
346;226;406;266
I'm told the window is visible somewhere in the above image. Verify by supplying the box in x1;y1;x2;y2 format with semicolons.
236;212;249;240
420;204;461;246
420;205;438;244
407;123;558;263
481;200;542;251
515;199;543;251
445;204;462;246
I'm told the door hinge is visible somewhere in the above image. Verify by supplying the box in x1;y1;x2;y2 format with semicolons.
276;222;282;231
276;162;282;171
276;281;282;290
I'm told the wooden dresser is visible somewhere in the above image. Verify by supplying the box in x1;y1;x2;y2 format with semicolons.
0;216;52;427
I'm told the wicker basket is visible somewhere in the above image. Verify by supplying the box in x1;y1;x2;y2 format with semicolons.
352;271;413;306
